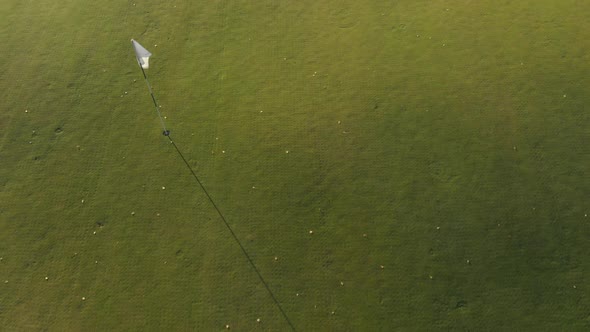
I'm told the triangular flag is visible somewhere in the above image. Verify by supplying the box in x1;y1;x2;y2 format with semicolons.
131;39;152;69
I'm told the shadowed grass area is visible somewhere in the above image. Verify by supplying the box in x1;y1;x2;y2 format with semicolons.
1;0;589;330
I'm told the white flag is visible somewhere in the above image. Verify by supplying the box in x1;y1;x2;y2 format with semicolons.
131;39;152;69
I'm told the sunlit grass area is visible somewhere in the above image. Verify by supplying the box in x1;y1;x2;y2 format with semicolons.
1;0;589;330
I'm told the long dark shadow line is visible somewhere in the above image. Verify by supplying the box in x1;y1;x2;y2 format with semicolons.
136;59;294;330
166;136;296;332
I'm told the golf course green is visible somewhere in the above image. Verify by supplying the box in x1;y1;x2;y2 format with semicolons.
1;0;589;330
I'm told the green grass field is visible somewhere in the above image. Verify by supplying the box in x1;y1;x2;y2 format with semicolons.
1;0;589;330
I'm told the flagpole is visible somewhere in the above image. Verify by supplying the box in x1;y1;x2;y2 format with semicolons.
131;38;170;136
138;63;170;136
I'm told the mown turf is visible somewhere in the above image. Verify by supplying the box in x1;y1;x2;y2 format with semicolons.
1;0;589;330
